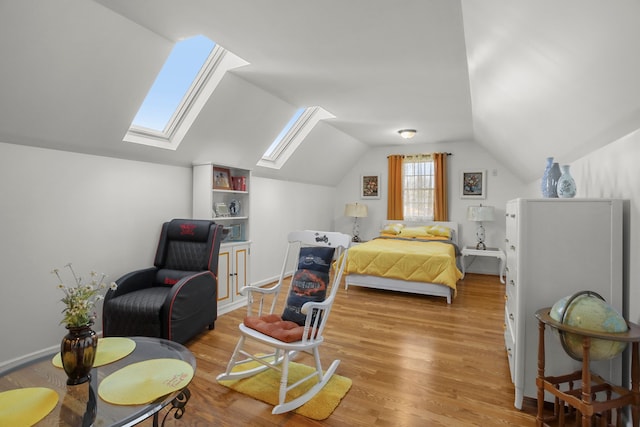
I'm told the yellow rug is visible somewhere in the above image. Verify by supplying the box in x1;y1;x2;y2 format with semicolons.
217;361;351;420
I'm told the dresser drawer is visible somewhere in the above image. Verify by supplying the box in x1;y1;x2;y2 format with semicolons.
504;307;516;383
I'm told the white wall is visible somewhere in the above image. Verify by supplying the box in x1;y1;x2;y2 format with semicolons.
333;139;525;275
528;129;640;323
0;142;191;364
249;176;337;285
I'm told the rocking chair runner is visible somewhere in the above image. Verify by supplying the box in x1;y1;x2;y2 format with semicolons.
216;230;351;414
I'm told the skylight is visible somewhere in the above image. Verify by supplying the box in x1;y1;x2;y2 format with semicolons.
262;108;305;158
258;106;335;169
132;35;215;132
125;35;248;150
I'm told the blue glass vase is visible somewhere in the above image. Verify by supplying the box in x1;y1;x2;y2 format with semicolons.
557;165;576;198
541;157;561;198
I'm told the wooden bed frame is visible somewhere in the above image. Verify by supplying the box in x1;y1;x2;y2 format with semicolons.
344;221;460;304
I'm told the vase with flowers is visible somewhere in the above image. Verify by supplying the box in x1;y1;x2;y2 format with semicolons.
53;263;117;385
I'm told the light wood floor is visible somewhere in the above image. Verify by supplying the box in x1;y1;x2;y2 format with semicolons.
143;273;542;426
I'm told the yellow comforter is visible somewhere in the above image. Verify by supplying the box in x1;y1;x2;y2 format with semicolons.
345;238;462;291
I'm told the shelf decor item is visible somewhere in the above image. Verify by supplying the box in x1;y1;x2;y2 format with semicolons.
231;176;247;191
214;202;230;217
229;224;243;241
540;157;561;198
52;264;117;385
213;167;232;190
556;165;576;198
229;199;241;216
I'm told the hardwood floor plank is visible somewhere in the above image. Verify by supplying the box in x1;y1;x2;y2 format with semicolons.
141;274;541;426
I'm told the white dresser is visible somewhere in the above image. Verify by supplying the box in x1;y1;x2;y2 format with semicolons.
504;198;624;409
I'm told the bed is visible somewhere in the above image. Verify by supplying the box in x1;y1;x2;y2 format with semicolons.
344;221;462;304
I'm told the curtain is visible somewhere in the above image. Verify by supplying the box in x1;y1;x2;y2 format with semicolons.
433;152;448;221
387;155;404;220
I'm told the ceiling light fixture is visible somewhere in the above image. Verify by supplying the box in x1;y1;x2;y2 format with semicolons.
398;129;417;139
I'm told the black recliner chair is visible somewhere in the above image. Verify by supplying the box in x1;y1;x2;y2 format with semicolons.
102;219;224;344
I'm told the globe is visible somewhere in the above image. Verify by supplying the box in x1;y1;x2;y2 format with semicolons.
550;291;628;361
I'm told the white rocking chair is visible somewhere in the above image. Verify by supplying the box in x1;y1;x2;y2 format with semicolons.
216;230;350;414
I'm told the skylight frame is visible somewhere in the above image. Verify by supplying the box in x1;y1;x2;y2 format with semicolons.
124;40;248;150
258;106;335;169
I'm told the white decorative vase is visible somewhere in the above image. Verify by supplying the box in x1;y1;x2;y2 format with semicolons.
556;165;576;198
541;157;561;198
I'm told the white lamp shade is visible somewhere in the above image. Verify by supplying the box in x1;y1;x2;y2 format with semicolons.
467;205;495;222
344;203;368;218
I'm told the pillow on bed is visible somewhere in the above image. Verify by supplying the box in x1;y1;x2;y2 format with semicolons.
380;223;404;235
398;226;431;238
424;225;451;239
379;233;398;238
282;246;335;326
398;225;452;239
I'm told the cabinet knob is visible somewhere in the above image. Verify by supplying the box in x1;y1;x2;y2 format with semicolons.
510;245;516;251
509;279;515;287
509;313;514;320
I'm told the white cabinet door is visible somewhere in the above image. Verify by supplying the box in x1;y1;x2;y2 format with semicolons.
217;242;251;315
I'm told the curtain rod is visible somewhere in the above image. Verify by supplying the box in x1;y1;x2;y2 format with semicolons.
386;152;453;158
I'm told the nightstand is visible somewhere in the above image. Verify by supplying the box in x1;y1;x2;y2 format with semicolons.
460;246;506;283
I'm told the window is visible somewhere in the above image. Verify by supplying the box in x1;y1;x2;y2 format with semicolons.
125;35;248;150
403;154;434;221
258;106;334;169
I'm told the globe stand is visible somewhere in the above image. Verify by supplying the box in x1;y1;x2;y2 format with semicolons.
535;307;640;427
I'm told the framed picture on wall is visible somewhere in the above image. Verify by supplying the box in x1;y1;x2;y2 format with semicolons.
361;174;381;199
460;169;487;199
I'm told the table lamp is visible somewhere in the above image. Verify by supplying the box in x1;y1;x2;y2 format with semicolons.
344;202;368;242
467;204;494;250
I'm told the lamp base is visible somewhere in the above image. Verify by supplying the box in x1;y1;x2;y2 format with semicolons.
475;241;487;250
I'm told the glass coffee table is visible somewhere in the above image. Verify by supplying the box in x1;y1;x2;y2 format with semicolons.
0;336;196;426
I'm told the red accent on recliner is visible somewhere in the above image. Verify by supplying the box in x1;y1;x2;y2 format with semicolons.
180;223;197;236
207;225;221;272
164;277;178;285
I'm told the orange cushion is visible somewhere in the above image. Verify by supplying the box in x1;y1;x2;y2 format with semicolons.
244;314;305;343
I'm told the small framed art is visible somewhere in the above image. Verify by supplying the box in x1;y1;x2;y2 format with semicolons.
460;170;487;199
361;174;381;199
214;202;230;217
213;167;232;190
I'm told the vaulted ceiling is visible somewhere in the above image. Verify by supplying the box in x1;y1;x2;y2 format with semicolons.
1;1;639;186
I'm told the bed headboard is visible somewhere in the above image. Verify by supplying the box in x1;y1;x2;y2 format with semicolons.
380;220;459;246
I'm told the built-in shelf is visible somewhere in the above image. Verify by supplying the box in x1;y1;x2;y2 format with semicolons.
193;162;251;313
